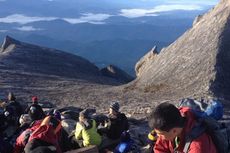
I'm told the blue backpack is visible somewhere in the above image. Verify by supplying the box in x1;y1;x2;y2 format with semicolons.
179;98;223;119
178;98;230;153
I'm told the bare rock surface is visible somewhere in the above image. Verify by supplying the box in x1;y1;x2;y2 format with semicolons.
130;0;230;101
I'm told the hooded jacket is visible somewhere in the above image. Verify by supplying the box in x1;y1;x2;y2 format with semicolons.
26;116;62;153
75;119;101;147
14;120;42;153
154;107;217;153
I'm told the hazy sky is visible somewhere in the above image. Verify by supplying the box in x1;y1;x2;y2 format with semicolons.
0;0;220;31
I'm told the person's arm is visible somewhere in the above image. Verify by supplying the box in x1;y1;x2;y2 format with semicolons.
121;113;129;130
75;122;83;140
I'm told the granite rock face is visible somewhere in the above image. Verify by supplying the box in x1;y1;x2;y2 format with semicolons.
135;46;158;78
132;0;230;100
100;65;134;83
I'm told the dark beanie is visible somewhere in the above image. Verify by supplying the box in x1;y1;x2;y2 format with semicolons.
110;102;120;112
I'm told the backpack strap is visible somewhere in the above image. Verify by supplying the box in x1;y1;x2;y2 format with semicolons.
183;121;206;153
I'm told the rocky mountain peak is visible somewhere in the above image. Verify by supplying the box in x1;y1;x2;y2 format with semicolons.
135;46;158;77
1;35;21;51
131;0;230;100
100;65;134;83
0;36;107;81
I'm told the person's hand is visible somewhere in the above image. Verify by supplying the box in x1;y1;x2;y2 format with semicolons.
104;119;111;128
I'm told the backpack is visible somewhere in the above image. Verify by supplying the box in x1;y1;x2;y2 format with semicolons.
178;98;223;119
178;98;230;153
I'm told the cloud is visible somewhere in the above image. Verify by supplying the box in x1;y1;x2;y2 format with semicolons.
63;13;113;24
166;0;219;6
120;4;203;18
15;26;43;31
0;13;112;25
0;14;57;24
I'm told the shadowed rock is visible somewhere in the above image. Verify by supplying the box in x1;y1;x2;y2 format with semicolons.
100;65;134;83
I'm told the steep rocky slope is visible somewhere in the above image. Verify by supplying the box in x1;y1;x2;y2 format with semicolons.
131;0;230;101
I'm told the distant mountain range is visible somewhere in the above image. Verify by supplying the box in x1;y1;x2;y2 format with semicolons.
0;0;218;75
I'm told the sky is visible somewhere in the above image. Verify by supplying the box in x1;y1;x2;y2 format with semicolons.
0;0;220;31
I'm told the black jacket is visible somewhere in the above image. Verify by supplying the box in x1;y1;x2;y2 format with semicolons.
107;113;129;139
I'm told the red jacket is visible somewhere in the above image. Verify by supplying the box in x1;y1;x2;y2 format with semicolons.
28;122;62;153
14;120;42;153
154;107;217;153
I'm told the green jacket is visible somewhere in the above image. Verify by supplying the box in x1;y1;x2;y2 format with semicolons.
75;119;102;146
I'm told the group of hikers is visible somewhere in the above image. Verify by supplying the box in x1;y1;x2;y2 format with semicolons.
0;92;229;153
0;92;131;153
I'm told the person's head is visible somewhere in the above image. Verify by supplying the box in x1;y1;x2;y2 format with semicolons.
148;102;185;141
32;96;38;104
28;105;45;121
109;101;120;115
79;110;90;122
8;92;16;101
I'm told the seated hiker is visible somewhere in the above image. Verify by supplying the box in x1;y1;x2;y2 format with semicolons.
14;119;43;153
24;116;63;153
28;104;46;122
104;101;129;140
3;92;23;126
5;114;33;147
74;109;102;147
98;101;129;151
148;102;217;153
13;107;46;153
25;96;42;114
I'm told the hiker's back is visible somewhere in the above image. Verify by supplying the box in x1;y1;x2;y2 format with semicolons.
178;98;230;153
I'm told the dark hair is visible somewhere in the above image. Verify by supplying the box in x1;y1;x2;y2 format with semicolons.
148;102;185;132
